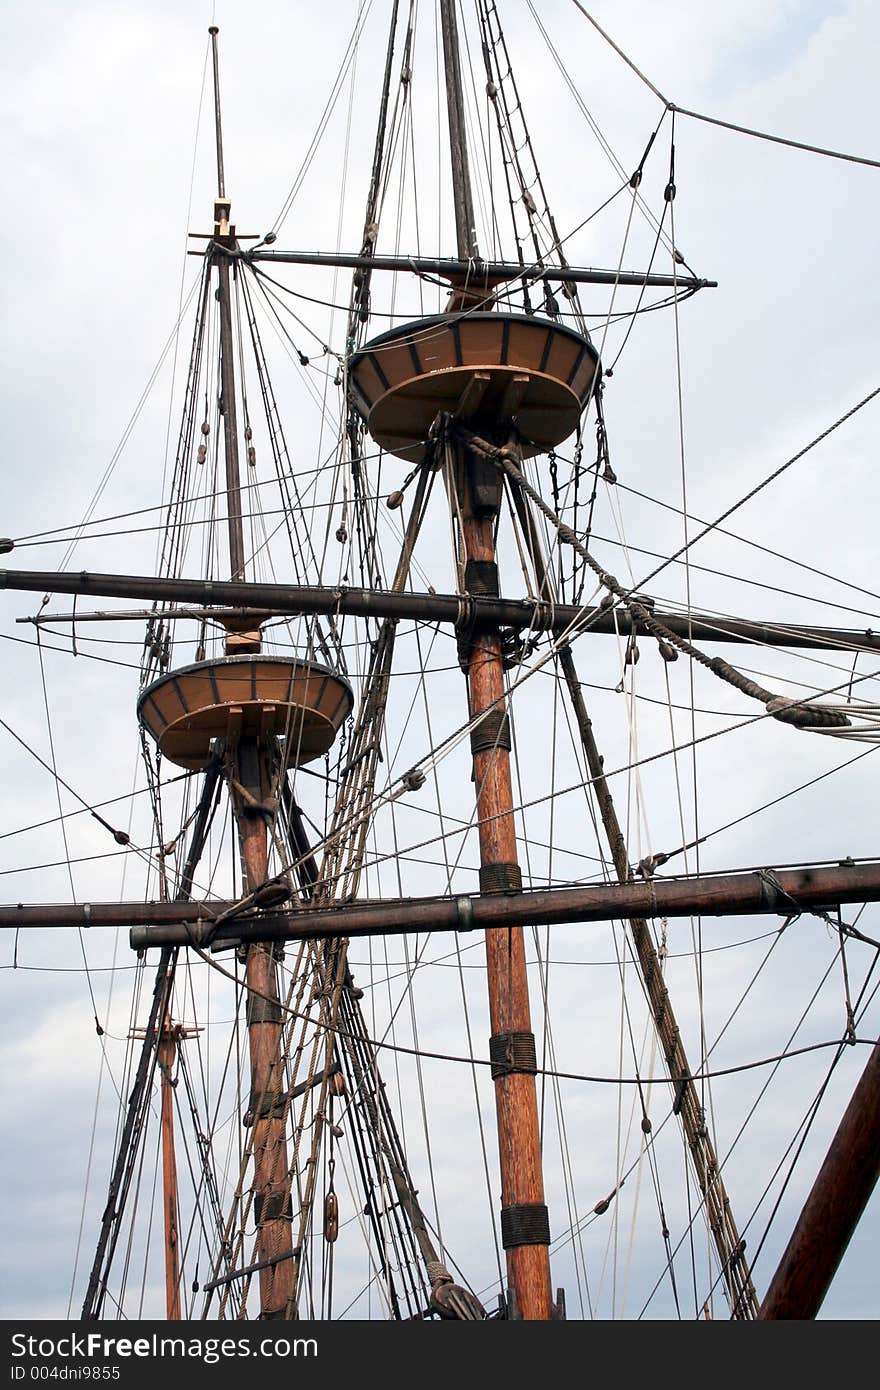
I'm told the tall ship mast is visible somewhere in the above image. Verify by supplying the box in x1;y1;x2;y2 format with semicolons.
2;3;879;1322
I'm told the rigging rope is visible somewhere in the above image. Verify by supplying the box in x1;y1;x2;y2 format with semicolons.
455;423;857;733
567;0;880;170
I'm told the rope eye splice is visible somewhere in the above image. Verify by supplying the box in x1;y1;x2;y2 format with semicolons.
764;695;880;741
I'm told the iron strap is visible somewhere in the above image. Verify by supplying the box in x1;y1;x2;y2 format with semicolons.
489;1030;537;1079
479;861;522;894
470;709;511;755
500;1203;550;1249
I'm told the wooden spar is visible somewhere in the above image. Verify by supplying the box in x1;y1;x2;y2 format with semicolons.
157;1022;184;1320
5;569;879;654
245;247;716;290
4;859;880;939
759;1034;880;1319
232;737;295;1319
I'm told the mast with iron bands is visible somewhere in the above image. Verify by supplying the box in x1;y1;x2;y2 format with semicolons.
439;0;547;1319
137;29;351;1320
258;0;586;1318
210;27;294;1318
345;0;764;1318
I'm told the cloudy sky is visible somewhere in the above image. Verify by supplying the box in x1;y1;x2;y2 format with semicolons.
1;0;879;1323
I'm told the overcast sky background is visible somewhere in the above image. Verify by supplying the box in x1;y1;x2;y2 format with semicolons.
1;0;879;1322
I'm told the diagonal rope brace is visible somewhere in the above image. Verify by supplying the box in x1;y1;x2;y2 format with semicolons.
454;423;851;731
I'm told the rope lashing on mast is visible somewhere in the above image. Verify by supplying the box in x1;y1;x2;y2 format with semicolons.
451;423;853;733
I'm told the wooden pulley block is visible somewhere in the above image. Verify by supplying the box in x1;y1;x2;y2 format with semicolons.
324;1192;339;1243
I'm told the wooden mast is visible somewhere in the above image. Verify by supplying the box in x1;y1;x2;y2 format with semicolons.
439;0;477;269
157;1024;181;1319
208;26;295;1319
439;0;553;1320
209;25;245;583
455;466;555;1321
156;1021;195;1320
232;742;296;1319
759;1034;880;1318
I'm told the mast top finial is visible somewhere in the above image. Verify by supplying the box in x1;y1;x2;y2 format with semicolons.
208;25;219;35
